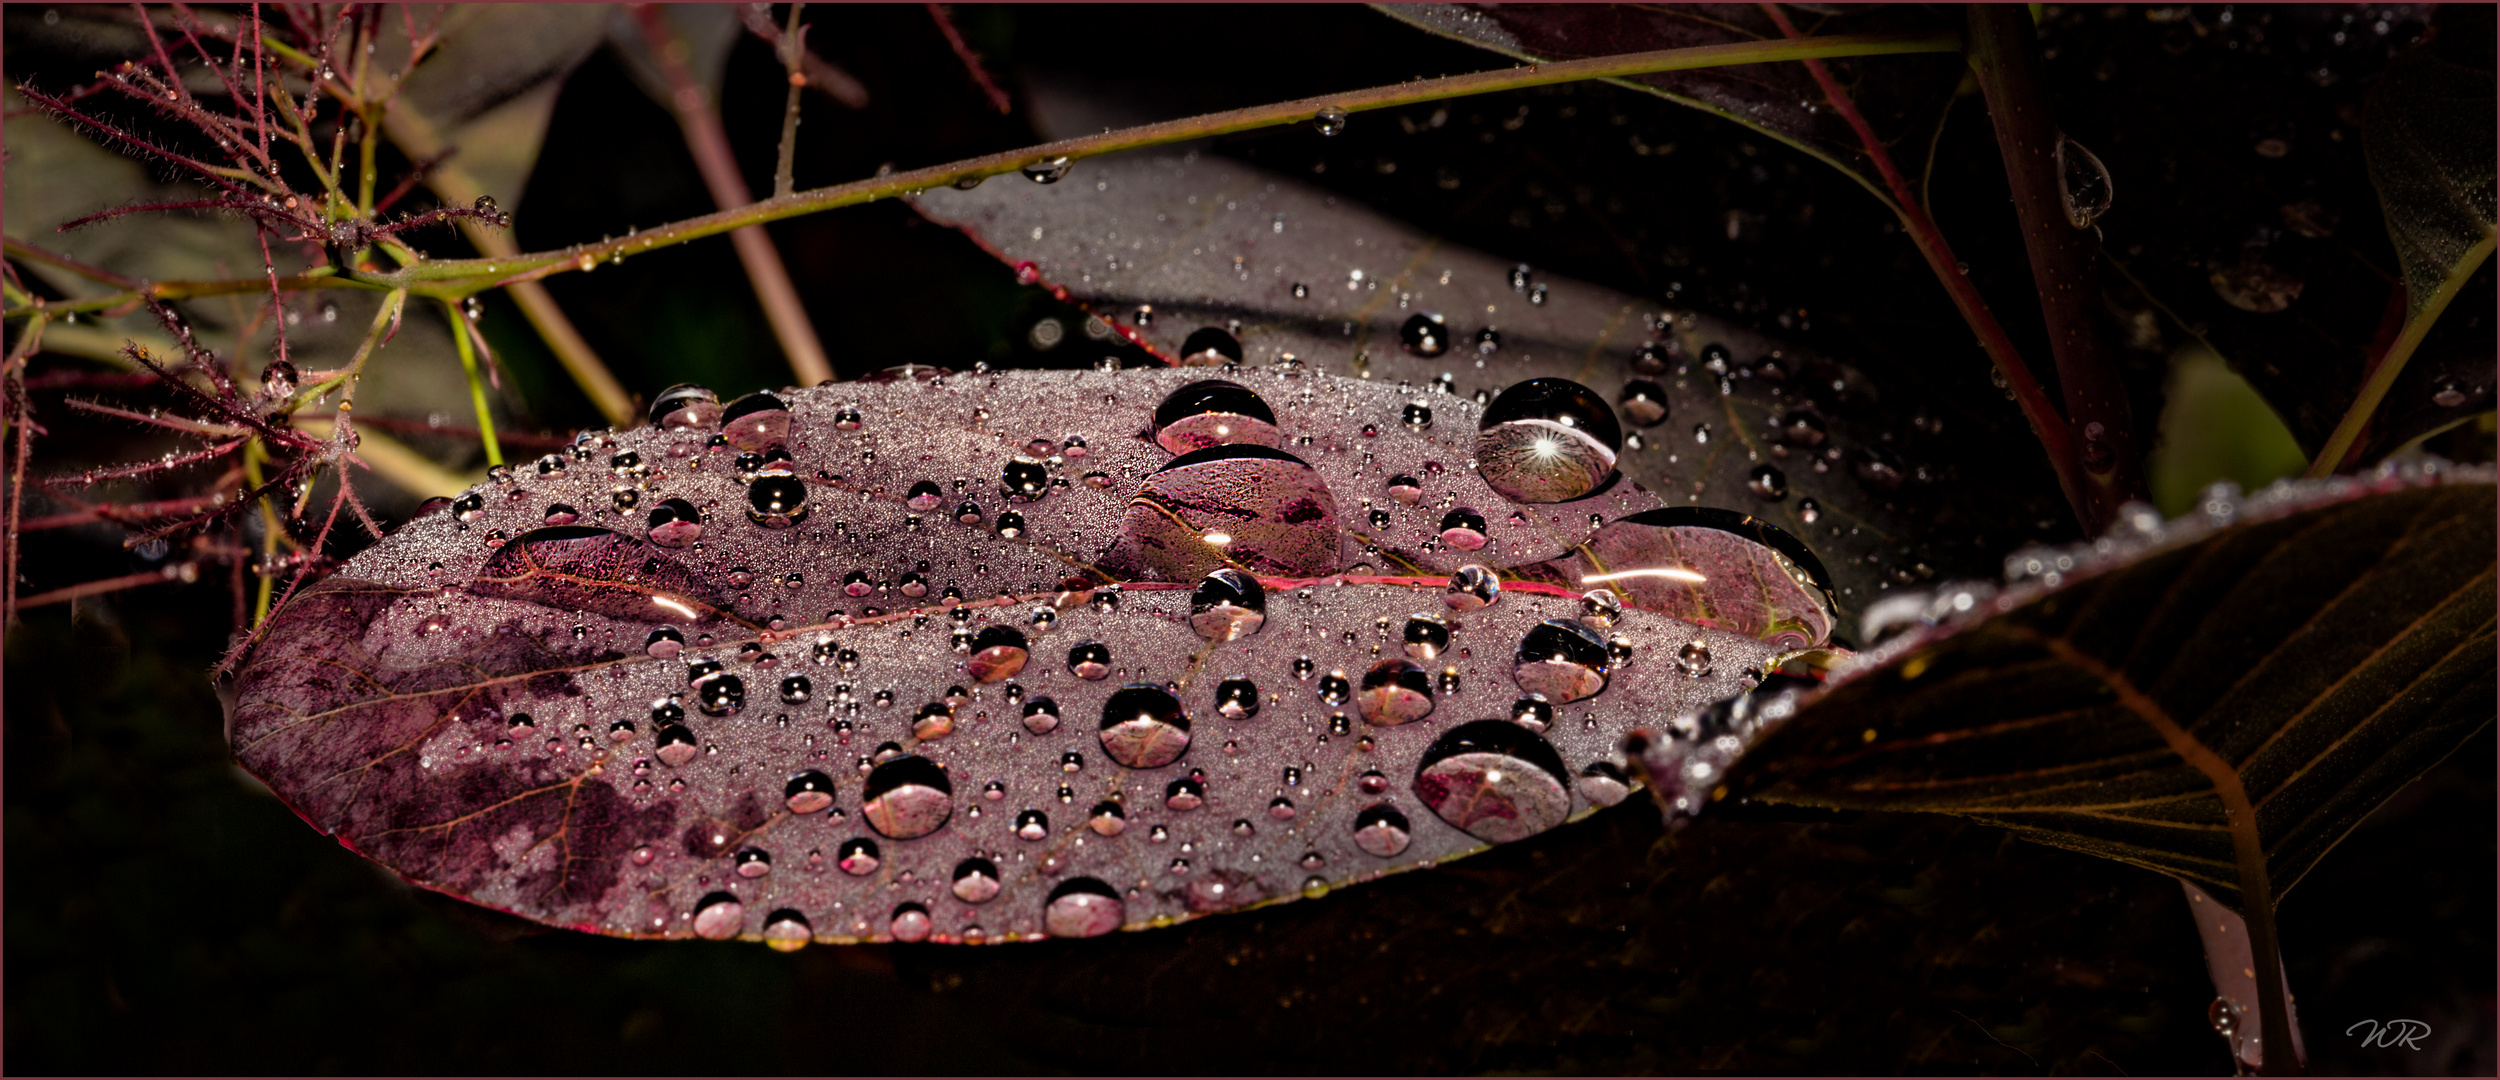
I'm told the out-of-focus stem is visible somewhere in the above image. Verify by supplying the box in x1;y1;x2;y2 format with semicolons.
632;4;835;387
377;103;638;428
2307;234;2496;476
293;416;473;497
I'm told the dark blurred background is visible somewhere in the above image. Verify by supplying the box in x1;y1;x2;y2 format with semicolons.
6;4;2491;1074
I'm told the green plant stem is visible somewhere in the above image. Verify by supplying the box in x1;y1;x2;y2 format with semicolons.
443;300;503;467
2306;233;2497;477
4;311;49;626
1966;5;2145;531
1753;6;2091;532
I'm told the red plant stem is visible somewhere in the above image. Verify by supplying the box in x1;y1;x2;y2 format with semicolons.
631;4;835;387
1965;6;2145;529
18;566;194;608
925;3;1013;114
1756;4;2093;530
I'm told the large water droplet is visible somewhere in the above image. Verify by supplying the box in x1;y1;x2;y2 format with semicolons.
692;891;744;939
1317;670;1352;706
1001;458;1050;503
649;384;721;431
1214;677;1261;720
1475;378;1622;503
965;626;1030;682
1153;380;1282;454
1512;619;1612;703
1044;878;1124;938
1066;641;1112;680
1413;720;1574;842
1444;564;1500;611
762;908;811;951
1115;445;1341;579
785;769;836;814
1099;685;1191;769
952;858;1003;903
1310;108;1349;136
1190;567;1268;641
645;497;704;548
1022;156;1073;184
837;837;880;875
1022;696;1063;734
861;754;953;839
645;627;686;659
889;902;933;942
1554;507;1835;649
697;674;745;717
720;390;791;451
1357;658;1435;726
1438;507;1489;551
747;475;810;528
1178;326;1244;366
1403;614;1451;659
1351;803;1413;857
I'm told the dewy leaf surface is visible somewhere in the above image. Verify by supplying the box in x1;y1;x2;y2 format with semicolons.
2363;40;2497;322
914;150;2029;617
231;369;1797;945
1637;465;2496;912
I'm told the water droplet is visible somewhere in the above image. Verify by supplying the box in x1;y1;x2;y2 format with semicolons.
1511;696;1554;732
889;902;933;943
762;909;811;952
1022;696;1062;734
2432;379;2470;408
654;724;698;766
1618;380;1670;426
450;493;486;523
1399;312;1449;357
713;391;789;452
1475;379;1622;503
1513;619;1612;703
1153;380;1281;453
649;384;721;431
1413;720;1574;842
1179;326;1244;366
1044;878;1124;938
1022;156;1073;183
1403;401;1434;431
1579;589;1623;628
1351;803;1413;857
1675;640;1713;677
1439;507;1489;551
2056;135;2114;229
965;626;1030;682
1014;809;1050;841
912;701;956;740
861;755;953;839
697;675;745;717
1065;641;1112;680
1357;659;1435;726
747;475;810;528
1473;326;1502;355
780;674;813;704
1165;775;1206;810
1747;465;1788;500
952;858;1002;903
1310;108;1349;136
1190;568;1267;641
1403;614;1452;659
1118;445;1341;578
785;769;836;814
645;627;686;659
1214;677;1261;720
1317;670;1353;706
645;497;704;547
1001;458;1050;503
1088;800;1128;836
1099;685;1191;769
1577;760;1631;806
836;837;880;875
692;892;744;939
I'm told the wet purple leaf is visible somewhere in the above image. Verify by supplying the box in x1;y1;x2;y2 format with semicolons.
913;149;2023;616
231;369;1802;945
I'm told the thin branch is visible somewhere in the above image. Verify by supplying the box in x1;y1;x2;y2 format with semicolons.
924;2;1012;114
18;565;198;609
773;3;807;199
1966;5;2145;530
2306;234;2497;477
369;30;1964;291
631;3;835;386
1755;6;2092;529
442;298;503;467
292;416;473;498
